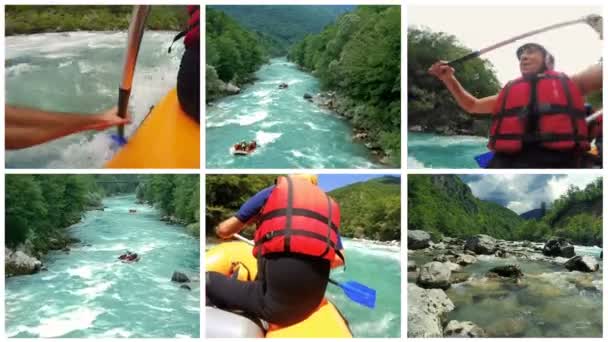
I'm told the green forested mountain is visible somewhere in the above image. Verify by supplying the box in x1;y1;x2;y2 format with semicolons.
6;175;101;252
209;5;354;55
408;175;603;245
136;175;200;237
407;27;501;134
206;8;268;101
408;175;523;240
6;174;199;255
205;175;400;241
289;6;401;165
5;5;189;35
329;176;401;241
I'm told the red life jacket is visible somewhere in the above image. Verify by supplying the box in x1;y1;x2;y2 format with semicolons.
168;5;199;52
488;70;589;154
253;176;341;261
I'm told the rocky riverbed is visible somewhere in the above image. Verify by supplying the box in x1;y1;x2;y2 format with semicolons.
407;231;602;337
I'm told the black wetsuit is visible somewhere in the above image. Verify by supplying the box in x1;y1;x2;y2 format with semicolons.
206;253;330;326
177;41;200;122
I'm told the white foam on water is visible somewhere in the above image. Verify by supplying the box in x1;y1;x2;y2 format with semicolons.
66;265;95;279
237;110;268;126
407;156;426;169
303;121;330;132
142;303;174;313
252;89;272;98
6;63;39;76
75;281;113;300
32;307;104;337
255;131;282;145
352;312;398;337
97;328;133;338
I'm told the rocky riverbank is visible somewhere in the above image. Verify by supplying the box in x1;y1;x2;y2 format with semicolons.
308;91;395;166
407;230;602;337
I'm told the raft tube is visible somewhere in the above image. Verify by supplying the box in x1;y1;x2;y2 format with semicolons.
105;88;200;168
206;241;353;338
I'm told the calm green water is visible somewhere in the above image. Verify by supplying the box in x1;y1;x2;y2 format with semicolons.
5;195;200;338
206;238;401;337
408;246;602;337
5;32;182;168
408;132;488;169
206;58;377;169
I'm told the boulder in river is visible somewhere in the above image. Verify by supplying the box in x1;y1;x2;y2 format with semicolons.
444;320;487;337
464;234;497;255
417;262;451;290
408;260;417;272
449;272;471;285
455;254;477;266
5;249;42;276
408;230;431;250
542;237;575;258
407;284;455;337
445;262;463;273
303;93;313;100
564;255;599;272
171;271;190;283
486;265;523;279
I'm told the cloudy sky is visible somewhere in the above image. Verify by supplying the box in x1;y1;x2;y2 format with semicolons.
408;6;602;84
459;174;600;214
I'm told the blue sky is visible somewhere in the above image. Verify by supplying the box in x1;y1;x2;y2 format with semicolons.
318;174;400;192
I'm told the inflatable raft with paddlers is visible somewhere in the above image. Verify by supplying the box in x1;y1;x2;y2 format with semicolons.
206;241;354;338
231;141;257;156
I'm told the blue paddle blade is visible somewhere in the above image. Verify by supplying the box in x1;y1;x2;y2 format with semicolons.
110;134;128;146
335;280;376;309
474;151;494;168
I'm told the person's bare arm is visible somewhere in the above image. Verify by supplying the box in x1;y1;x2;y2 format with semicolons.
5;106;130;150
570;64;602;96
216;216;247;239
428;61;498;114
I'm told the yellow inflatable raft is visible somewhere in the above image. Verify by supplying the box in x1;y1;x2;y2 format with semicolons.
206;241;353;338
105;88;199;168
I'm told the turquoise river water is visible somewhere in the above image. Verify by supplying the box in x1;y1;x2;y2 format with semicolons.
5;195;200;338
206;58;377;169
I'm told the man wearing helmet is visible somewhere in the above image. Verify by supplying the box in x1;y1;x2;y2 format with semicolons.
206;174;346;326
428;42;602;168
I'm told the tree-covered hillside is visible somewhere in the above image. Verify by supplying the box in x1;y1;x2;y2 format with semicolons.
209;5;354;55
289;6;401;165
206;8;269;101
408;175;603;246
5;5;189;35
329;176;401;241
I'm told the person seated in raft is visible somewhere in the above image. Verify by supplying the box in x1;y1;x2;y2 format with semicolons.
170;5;200;123
206;174;346;327
249;140;257;151
428;42;602;168
5;106;131;150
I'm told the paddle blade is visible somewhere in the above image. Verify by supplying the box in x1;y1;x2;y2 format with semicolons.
474;151;494;168
338;280;376;309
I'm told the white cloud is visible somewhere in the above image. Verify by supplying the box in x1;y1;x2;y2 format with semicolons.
463;174;600;214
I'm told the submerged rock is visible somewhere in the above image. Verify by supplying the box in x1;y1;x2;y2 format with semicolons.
486;265;523;279
407;284;455;337
171;271;190;283
542;238;575;258
449;272;471;284
564;255;599;272
408;260;417;272
464;234;497;255
180;284;192;291
408;230;431;250
5;249;42;276
444;320;487;337
417;262;451;290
